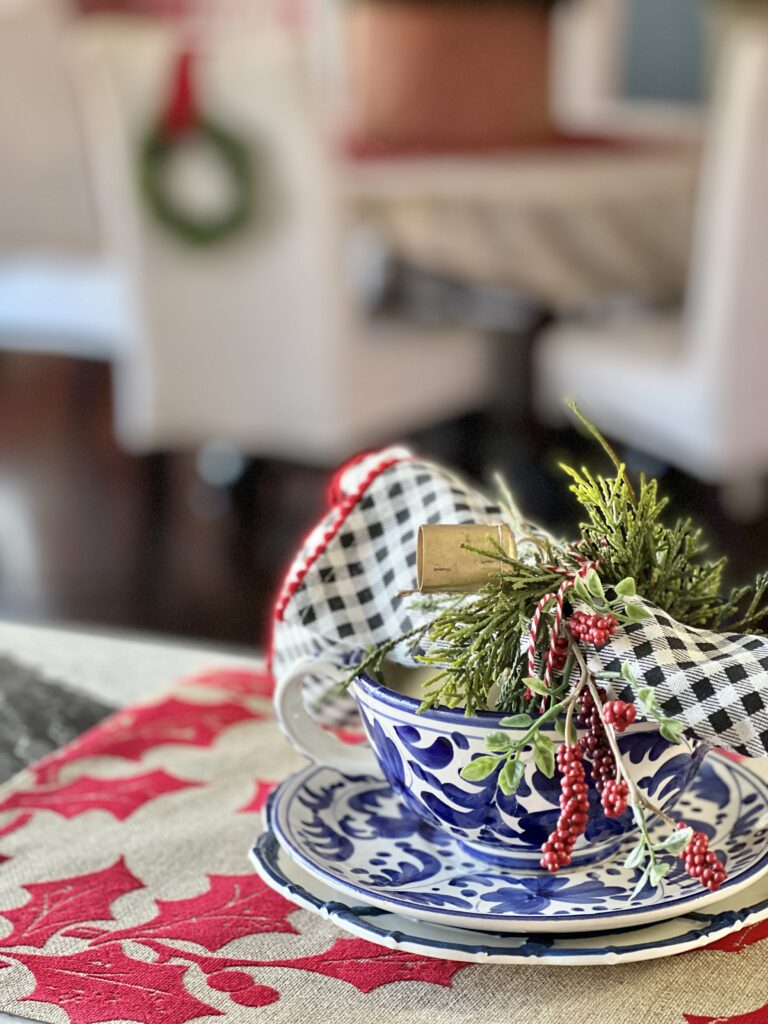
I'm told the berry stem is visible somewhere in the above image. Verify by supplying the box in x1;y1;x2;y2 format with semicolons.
564;665;586;745
567;634;678;830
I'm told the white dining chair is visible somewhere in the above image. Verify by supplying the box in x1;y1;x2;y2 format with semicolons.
0;0;130;360
66;15;493;464
535;16;768;492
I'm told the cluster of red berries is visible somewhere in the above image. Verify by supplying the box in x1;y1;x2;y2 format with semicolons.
678;822;728;891
575;687;635;818
576;686;616;790
540;745;590;872
568;611;618;648
551;635;570;673
602;699;637;733
601;778;629;817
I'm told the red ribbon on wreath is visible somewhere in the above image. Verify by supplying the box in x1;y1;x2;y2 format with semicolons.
162;47;199;139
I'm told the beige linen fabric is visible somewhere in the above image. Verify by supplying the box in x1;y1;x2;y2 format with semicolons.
0;667;765;1024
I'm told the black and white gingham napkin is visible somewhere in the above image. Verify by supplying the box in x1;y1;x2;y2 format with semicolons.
271;449;768;757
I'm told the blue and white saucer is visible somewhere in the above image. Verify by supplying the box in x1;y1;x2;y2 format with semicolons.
266;754;768;934
251;826;768;965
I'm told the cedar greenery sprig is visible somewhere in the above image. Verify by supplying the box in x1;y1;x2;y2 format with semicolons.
564;401;768;632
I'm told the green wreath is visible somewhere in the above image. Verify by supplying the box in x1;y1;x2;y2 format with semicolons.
140;117;253;247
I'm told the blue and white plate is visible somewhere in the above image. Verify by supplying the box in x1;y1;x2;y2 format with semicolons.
251;826;768;965
267;754;768;934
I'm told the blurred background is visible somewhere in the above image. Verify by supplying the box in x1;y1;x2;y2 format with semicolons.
1;0;767;653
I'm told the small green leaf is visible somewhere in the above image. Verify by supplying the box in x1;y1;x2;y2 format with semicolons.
499;713;533;729
625;602;651;622
485;732;513;753
572;575;590;601
658;827;692;855
637;686;657;713
624;841;646;870
632;804;646;828
499;758;525;796
660;720;685;744
532;733;556;778
620;661;637;686
630;865;651;900
523;676;550;697
586;569;605;599
650;861;671;886
460;756;499;782
615;577;637;598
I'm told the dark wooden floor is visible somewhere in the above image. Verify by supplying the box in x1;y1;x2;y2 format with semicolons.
2;352;768;652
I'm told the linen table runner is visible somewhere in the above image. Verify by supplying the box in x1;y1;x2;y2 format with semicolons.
0;666;767;1024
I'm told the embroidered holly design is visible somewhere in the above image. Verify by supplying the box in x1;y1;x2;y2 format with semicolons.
0;770;200;821
685;1006;768;1024
33;697;263;784
236;779;277;814
0;862;466;1023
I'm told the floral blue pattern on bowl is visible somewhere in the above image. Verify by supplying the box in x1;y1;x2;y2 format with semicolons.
351;673;704;868
268;754;768;933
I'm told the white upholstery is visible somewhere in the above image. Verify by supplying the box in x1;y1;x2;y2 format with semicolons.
66;19;492;462
0;0;97;254
535;18;768;484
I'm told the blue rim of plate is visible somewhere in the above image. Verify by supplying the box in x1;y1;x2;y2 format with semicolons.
266;753;768;931
251;824;768;964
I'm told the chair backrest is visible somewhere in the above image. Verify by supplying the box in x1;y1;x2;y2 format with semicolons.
550;0;704;139
68;16;350;454
682;16;768;465
0;0;97;254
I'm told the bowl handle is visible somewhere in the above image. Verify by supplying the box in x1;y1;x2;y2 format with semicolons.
274;657;381;776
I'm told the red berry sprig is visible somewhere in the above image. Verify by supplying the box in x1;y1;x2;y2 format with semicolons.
540;744;590;872
576;686;617;794
601;778;629;818
551;635;570;673
602;699;637;733
568;611;618;649
677;822;728;891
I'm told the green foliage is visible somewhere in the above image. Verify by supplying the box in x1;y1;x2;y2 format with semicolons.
562;403;768;632
348;402;768;716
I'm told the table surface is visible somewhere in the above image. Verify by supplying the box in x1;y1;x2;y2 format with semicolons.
2;622;767;1024
0;621;262;1024
346;145;699;312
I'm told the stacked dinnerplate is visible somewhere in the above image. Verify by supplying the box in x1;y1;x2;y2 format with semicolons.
250;665;768;967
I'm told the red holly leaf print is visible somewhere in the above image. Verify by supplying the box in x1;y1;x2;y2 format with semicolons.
148;936;463;993
331;727;367;745
259;937;466;992
701;918;768;954
86;874;298;951
11;947;221;1024
0;770;199;821
0;813;32;839
685;1004;768;1024
156;937;465;993
185;670;274;699
1;858;143;948
34;698;261;783
237;780;277;814
200;970;280;1007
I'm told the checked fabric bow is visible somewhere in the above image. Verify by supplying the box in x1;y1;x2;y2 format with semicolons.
270;448;768;757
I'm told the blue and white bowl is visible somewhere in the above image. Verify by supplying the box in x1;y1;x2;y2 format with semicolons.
275;659;705;870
